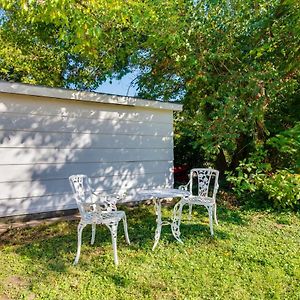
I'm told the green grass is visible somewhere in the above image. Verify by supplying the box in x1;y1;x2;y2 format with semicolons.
0;205;299;300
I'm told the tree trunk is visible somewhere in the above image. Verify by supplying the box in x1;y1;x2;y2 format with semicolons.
215;149;228;179
229;133;251;171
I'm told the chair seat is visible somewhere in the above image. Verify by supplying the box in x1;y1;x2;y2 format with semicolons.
82;210;126;224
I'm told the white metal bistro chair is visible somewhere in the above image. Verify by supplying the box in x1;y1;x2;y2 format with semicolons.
172;168;219;242
69;175;130;265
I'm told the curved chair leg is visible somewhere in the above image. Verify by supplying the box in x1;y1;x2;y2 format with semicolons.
213;203;218;225
122;215;130;244
91;223;96;245
107;222;119;265
207;206;214;236
171;199;186;244
74;222;86;265
188;203;193;220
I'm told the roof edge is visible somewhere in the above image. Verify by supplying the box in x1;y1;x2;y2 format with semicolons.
0;81;183;111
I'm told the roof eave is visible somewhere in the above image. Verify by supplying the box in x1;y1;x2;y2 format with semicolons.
0;81;183;111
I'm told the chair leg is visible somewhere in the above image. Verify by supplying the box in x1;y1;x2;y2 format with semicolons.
91;223;96;245
188;204;193;220
108;222;119;265
74;222;86;265
214;203;219;225
208;206;214;236
122;215;130;244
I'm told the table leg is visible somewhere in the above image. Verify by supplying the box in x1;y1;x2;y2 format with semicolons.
152;198;162;250
171;198;186;244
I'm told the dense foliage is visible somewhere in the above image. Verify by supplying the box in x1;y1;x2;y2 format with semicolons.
227;124;300;208
0;0;299;208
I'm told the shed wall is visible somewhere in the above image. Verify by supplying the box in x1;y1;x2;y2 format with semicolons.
0;93;174;216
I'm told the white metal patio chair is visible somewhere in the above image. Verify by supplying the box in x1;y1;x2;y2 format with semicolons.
172;168;219;242
69;175;130;265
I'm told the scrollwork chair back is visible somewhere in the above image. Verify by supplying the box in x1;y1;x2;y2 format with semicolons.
69;174;130;265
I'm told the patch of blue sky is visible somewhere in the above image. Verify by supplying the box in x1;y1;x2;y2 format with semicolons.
95;70;139;97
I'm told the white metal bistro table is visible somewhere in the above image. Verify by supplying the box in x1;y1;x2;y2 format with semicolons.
120;188;190;250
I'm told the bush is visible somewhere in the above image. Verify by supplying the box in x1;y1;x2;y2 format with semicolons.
260;170;300;209
267;123;300;170
227;124;300;209
227;158;300;210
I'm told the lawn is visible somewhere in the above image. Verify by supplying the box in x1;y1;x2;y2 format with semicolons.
0;204;299;300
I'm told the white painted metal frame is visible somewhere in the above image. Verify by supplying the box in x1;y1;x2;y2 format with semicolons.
172;168;219;243
69;175;130;265
134;189;190;250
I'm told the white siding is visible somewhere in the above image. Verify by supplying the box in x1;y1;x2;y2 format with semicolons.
0;92;176;217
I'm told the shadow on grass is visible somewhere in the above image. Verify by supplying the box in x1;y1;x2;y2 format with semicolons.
0;221;77;272
217;206;247;225
0;204;248;273
172;204;247;226
0;205;158;273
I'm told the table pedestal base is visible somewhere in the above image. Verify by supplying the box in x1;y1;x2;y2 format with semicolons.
152;198;186;250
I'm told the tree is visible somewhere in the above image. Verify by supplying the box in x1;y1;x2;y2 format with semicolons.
0;0;182;89
132;0;300;176
1;0;299;205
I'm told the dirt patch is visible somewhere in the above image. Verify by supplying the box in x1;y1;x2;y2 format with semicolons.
27;293;36;300
6;275;28;288
218;191;240;209
0;214;79;235
0;278;36;300
274;223;285;229
0;217;79;246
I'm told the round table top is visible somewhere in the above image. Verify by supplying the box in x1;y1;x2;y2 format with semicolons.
118;188;190;203
137;188;190;198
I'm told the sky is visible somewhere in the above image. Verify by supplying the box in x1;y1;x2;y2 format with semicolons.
96;72;138;97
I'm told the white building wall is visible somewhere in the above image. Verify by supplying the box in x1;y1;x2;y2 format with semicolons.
0;88;179;217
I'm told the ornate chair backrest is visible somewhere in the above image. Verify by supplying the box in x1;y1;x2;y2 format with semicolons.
189;168;219;201
69;175;94;216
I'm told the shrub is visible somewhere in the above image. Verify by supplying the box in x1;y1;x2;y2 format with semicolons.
227;125;300;209
260;170;300;209
227;159;300;210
